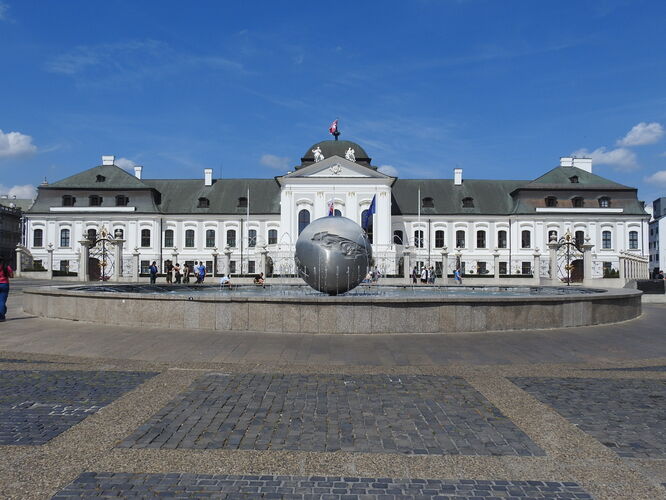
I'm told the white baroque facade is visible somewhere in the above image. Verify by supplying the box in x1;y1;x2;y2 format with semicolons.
22;139;649;281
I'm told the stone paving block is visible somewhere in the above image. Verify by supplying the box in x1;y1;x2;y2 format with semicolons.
52;472;593;499
512;377;666;458
0;370;157;445
121;373;544;456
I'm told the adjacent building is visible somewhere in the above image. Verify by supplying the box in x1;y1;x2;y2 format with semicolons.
0;196;32;267
22;138;649;281
649;197;666;276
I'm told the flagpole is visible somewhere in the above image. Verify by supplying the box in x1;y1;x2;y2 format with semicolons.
246;187;250;274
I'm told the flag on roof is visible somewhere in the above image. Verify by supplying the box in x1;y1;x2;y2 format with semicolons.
328;119;338;135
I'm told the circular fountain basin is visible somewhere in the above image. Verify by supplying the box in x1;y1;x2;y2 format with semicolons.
23;284;642;334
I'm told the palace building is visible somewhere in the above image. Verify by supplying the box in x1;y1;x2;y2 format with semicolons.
21;137;649;281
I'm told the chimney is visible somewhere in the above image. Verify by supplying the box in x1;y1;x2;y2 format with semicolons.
102;155;115;166
560;157;574;167
134;165;143;179
454;168;463;186
573;157;592;173
204;168;213;186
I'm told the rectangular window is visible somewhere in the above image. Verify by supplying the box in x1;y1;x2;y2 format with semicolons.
575;231;585;248
435;261;443;277
185;229;195;248
629;231;638;250
140;260;150;274
456;230;465;248
268;229;278;245
164;230;174;247
521;230;531;249
521;261;532;275
414;230;424;248
141;229;151;247
499;261;507;275
227;230;236;248
206;261;212;275
59;260;69;272
248;260;255;274
229;260;236;274
476;230;486;248
248;229;257;247
476;261;487;274
602;230;612;249
206;229;215;248
497;230;507;249
603;261;612;277
435;230;445;248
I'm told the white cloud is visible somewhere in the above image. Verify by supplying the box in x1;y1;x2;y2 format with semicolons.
0;129;37;158
572;147;638;171
378;164;399;177
114;157;137;171
260;154;291;170
617;122;664;146
644;170;666;187
0;2;9;21
0;184;37;199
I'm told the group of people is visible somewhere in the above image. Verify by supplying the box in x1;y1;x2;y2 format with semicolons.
362;267;382;284
149;261;207;284
219;273;265;287
411;265;464;285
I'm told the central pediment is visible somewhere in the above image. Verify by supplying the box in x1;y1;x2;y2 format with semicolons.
280;156;391;180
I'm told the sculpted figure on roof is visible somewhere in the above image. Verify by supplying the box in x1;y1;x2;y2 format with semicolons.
312;146;324;162
345;147;355;162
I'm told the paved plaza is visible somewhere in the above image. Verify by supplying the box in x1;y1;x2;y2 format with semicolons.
1;280;666;499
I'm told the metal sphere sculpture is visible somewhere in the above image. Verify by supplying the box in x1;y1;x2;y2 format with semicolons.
295;216;372;295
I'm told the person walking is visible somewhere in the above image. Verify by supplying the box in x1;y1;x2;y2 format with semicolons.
0;256;14;322
182;263;190;284
148;261;158;284
165;260;173;284
412;265;418;284
454;267;463;285
420;266;427;284
174;263;182;284
198;262;206;284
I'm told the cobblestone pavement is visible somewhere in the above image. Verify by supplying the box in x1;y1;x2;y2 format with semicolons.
53;472;594;499
120;373;543;456
585;365;666;372
511;377;666;458
0;370;157;445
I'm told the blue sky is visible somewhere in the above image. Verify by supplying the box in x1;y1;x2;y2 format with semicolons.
1;0;665;205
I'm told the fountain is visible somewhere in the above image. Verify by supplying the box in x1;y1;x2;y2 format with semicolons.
22;217;642;334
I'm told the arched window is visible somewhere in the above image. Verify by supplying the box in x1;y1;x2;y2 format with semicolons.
141;229;151;247
545;196;557;207
87;228;97;241
462;197;474;208
569;175;579;183
497;230;507;248
414;230;424;248
185;229;195;248
33;228;43;247
198;197;209;208
435;230;445;248
422;197;434;208
456;230;465;248
599;197;611;208
89;195;103;206
393;230;404;245
226;229;236;248
268;229;278;245
237;197;248;208
60;228;70;247
334;209;342;216
205;229;215;248
476;230;486;248
298;209;310;235
62;195;75;206
115;195;129;206
248;229;257;247
164;229;174;247
575;230;585;248
521;230;531;248
602;230;612;249
360;209;373;243
629;230;638;249
572;197;584;208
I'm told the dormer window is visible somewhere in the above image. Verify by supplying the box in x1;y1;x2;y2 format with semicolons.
462;197;474;208
572;197;584;208
237;197;248;208
599;196;610;208
569;175;579;184
545;196;557;207
96;175;106;182
115;195;129;206
198;197;210;208
89;195;103;206
422;197;434;208
62;195;76;207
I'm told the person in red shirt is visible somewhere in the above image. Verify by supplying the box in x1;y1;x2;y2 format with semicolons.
0;256;14;322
